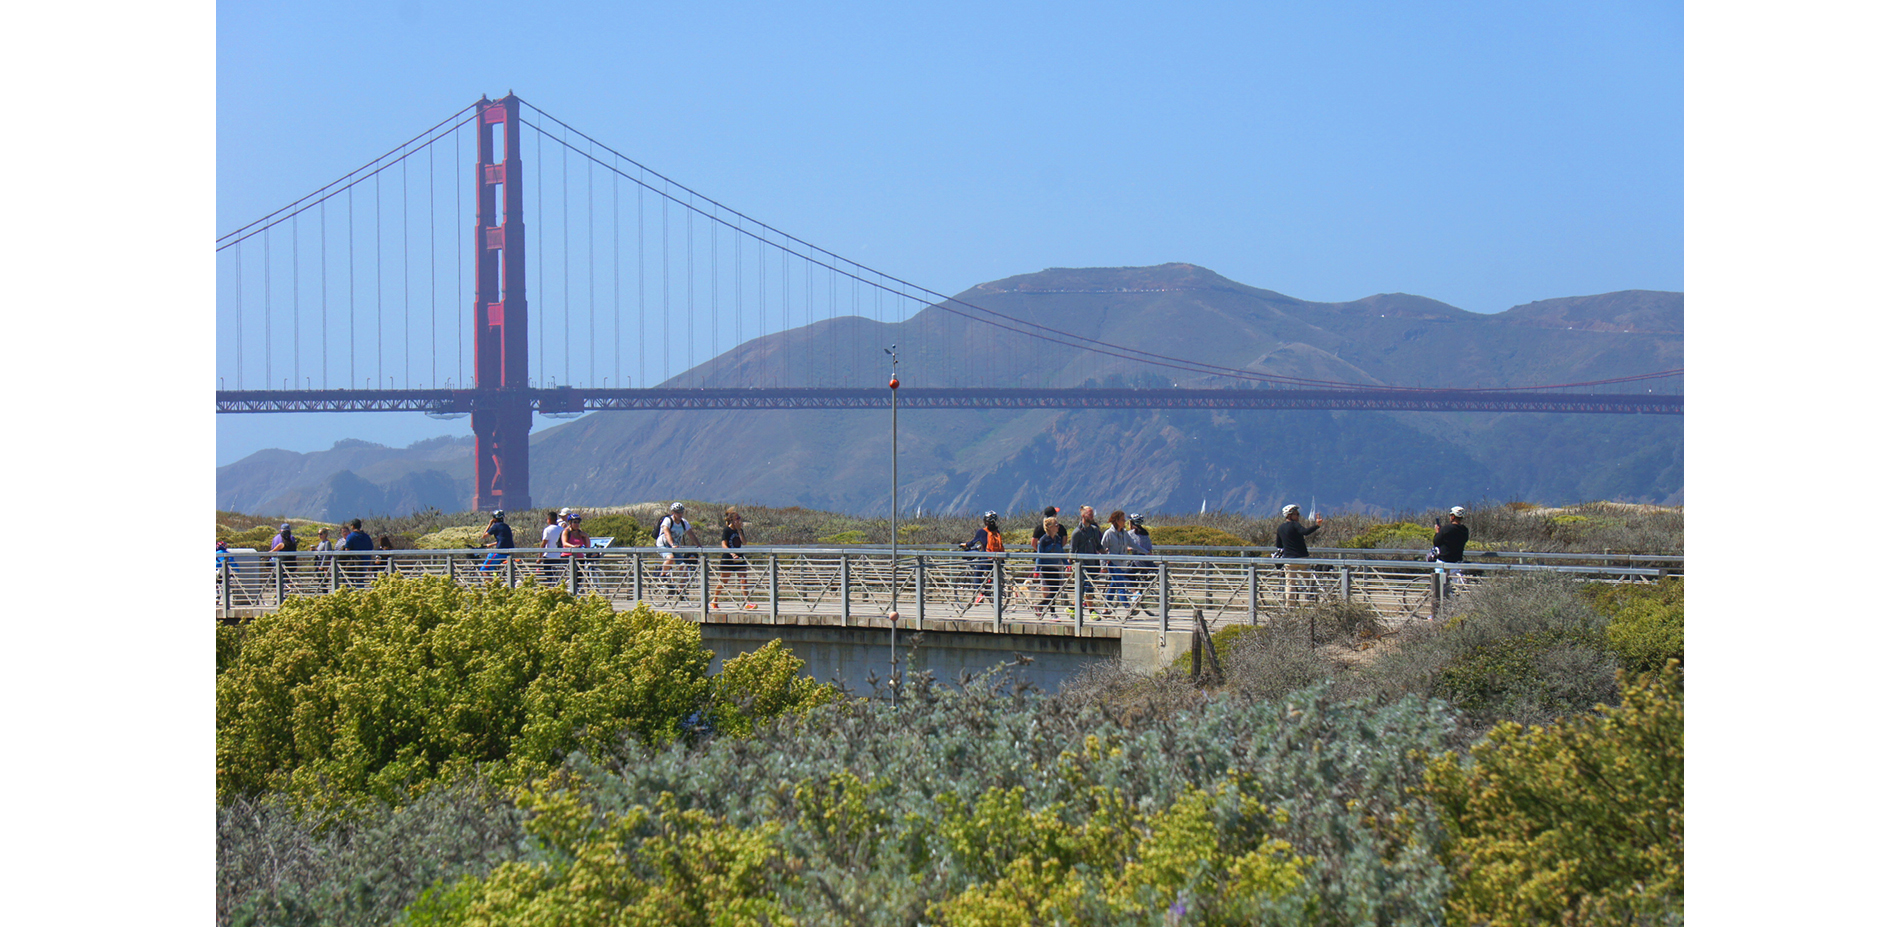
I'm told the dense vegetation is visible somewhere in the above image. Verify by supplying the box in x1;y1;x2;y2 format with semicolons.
218;498;1682;557
217;576;836;812
217;512;1684;926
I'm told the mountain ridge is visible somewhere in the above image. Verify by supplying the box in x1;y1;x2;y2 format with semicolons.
217;264;1682;520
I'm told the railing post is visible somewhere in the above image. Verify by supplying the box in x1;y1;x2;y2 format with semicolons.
568;556;580;596
327;555;338;593
632;550;643;601
768;553;779;622
1074;554;1085;631
700;550;711;617
915;558;926;625
273;555;285;608
1430;569;1443;620
840;556;851;623
506;553;517;588
992;554;1003;631
221;558;233;616
1158;560;1170;635
1247;561;1258;626
1340;565;1352;604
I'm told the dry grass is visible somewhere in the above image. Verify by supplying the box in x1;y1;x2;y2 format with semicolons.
215;499;1683;556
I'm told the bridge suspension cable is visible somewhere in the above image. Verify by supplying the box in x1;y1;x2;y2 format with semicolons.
217;95;1681;401
516;99;1679;393
215;103;478;251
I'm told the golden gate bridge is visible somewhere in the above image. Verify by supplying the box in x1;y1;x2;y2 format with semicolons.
216;94;1683;512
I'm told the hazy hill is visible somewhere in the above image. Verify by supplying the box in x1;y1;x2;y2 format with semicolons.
217;436;477;521
217;264;1683;518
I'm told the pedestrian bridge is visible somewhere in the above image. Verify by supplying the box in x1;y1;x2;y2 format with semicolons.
216;545;1677;692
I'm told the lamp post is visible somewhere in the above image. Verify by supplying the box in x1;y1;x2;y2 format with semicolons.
885;344;900;707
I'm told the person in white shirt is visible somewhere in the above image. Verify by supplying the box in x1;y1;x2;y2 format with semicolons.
656;502;703;597
539;510;563;582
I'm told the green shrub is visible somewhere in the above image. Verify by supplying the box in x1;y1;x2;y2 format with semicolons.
220;780;528;927
1343;521;1435;549
931;776;1311;925
816;529;866;545
1432;628;1609;719
217;623;247;675
1148;525;1253;548
412;526;489;550
216;575;714;809
1589;578;1685;675
1423;666;1683;926
707;640;841;737
573;513;654;549
400;785;794;927
220;525;281;549
1354;573;1621;739
521;681;1457;926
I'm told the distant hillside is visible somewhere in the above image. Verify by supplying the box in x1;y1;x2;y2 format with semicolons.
217;264;1683;518
218;436;475;521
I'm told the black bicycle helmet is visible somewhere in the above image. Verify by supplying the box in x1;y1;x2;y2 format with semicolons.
1129;513;1145;527
982;510;999;523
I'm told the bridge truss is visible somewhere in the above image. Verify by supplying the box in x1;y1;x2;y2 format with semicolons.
215;386;1683;416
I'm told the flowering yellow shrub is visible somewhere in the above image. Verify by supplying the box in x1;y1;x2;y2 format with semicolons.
1423;666;1683;925
217;576;713;809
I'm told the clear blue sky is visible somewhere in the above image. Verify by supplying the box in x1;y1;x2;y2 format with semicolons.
216;0;1682;463
15;5;1900;918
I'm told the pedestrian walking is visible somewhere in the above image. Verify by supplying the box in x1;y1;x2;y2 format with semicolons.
712;507;755;610
1070;505;1103;614
1035;515;1065;617
1100;510;1132;609
339;518;374;585
376;535;398;575
1030;505;1067;546
1126;513;1155;616
309;527;334;575
539;511;563;582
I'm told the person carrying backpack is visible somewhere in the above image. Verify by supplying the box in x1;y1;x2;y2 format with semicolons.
960;511;1006;605
656;502;702;597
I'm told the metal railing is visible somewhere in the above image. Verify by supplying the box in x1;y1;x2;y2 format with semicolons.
215;546;1674;631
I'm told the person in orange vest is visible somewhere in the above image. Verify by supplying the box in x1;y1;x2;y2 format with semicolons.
960;510;1007;604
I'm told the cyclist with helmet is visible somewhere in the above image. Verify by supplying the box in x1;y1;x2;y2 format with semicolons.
480;509;514;572
959;511;1007;604
657;502;702;597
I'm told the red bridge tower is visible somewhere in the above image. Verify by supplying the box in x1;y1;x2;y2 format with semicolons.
470;94;533;511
